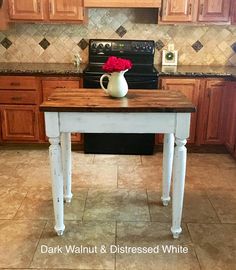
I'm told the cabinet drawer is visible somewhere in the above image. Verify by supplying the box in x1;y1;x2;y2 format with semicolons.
0;90;37;104
0;76;37;89
42;80;80;100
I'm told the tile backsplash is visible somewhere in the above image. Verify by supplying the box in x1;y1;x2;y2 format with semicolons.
0;8;236;66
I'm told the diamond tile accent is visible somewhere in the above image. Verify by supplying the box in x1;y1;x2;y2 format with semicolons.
78;38;88;50
1;37;12;49
115;26;127;38
231;42;236;53
155;40;165;51
192;40;203;52
39;38;50;50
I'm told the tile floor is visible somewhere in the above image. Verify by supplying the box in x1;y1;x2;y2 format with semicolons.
0;146;235;270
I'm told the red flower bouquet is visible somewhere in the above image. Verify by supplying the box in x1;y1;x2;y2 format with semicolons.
102;56;132;73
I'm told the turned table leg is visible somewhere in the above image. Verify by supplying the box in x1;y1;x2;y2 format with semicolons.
49;137;65;236
171;137;187;239
161;133;174;206
61;132;73;203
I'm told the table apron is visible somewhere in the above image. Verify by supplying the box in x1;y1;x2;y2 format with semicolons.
58;112;179;134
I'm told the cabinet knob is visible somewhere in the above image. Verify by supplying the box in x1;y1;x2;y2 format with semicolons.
10;82;20;86
189;3;192;15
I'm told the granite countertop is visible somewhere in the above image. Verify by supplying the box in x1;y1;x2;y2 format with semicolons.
156;65;236;78
0;62;87;76
0;62;236;79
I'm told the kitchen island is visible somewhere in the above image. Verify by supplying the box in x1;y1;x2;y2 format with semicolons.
40;88;195;239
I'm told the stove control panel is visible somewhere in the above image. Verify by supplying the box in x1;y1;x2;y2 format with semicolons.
89;39;155;55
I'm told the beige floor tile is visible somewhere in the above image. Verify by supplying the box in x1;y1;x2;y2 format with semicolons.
118;165;162;189
207;189;236;223
0;186;28;219
72;151;95;166
14;187;87;221
188;223;236;270
73;164;117;188
116;222;200;270
0;220;46;268
93;154;141;166
83;189;150;222
148;190;219;223
187;153;236;168
141;152;163;166
31;221;115;269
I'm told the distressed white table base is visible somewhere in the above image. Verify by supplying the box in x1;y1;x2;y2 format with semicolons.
45;112;191;238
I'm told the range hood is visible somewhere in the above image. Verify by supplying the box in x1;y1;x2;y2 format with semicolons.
84;0;161;8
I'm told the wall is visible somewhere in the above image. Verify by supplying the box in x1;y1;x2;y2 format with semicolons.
0;8;236;65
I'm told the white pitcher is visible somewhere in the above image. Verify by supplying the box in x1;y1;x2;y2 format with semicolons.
100;69;128;98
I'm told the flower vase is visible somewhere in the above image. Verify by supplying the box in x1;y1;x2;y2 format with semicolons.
100;69;128;98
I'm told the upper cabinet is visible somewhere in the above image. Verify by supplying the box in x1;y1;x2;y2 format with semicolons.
198;0;231;22
84;0;161;8
49;0;83;21
8;0;84;22
8;0;45;20
0;0;9;29
161;0;194;22
160;0;231;23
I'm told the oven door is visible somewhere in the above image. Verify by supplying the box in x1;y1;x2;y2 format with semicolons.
83;74;158;89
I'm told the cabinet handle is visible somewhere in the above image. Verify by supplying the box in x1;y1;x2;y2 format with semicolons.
10;82;20;86
37;0;41;12
11;96;22;101
207;89;211;98
200;3;204;15
189;3;192;15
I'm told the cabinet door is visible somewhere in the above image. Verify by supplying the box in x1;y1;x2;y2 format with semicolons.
200;80;226;144
49;0;83;21
223;82;236;155
1;105;39;141
0;0;9;30
161;78;200;143
8;0;44;20
198;0;231;22
161;0;194;22
231;0;236;24
42;79;82;142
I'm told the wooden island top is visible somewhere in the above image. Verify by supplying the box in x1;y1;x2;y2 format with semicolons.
40;89;196;113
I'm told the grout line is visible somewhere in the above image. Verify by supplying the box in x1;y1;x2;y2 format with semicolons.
81;188;89;222
205;191;222;224
186;223;203;270
28;219;47;268
12;187;29;220
114;221;117;270
146;189;152;222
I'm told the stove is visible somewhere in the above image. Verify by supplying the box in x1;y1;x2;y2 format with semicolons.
83;39;158;155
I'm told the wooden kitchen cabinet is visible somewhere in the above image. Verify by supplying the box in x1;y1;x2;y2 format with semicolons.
8;0;84;22
160;77;200;143
223;82;236;157
198;79;226;144
8;0;45;20
49;0;84;21
42;78;82;142
0;76;41;142
231;0;236;24
198;0;231;22
160;0;195;22
84;0;161;8
0;0;9;30
1;106;40;141
160;0;231;23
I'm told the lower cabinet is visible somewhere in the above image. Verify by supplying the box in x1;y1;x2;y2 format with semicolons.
41;77;82;143
160;77;200;143
223;82;236;157
198;79;226;144
1;105;39;141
